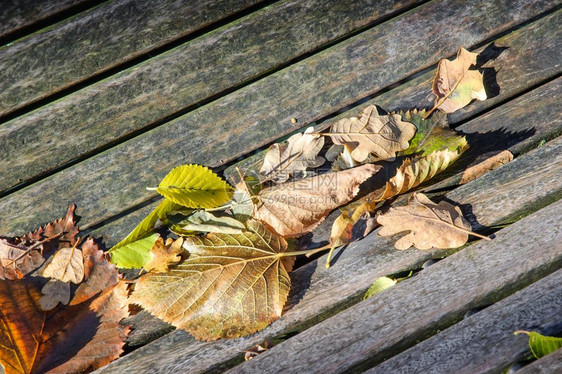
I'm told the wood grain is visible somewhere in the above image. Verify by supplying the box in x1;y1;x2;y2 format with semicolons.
517;348;562;373
1;1;558;239
95;136;561;372
0;0;422;187
366;269;562;374
0;0;265;116
226;199;562;374
0;0;97;41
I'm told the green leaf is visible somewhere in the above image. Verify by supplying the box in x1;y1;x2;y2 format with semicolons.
109;233;160;269
363;277;396;300
156;164;233;208
168;210;246;235
111;198;180;250
515;331;562;359
398;110;466;157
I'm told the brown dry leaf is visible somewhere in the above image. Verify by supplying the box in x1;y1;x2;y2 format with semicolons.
143;237;185;273
0;209;129;373
459;150;513;184
329;201;376;249
432;47;487;113
260;127;325;183
129;220;293;340
327;105;416;162
0;240;44;280
245;341;272;361
39;279;71;311
41;240;84;284
254;163;381;237
377;192;474;250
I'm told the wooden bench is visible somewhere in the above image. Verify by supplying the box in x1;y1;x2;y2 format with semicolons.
1;0;560;372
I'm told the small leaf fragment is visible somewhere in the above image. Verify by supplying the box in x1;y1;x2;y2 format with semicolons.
245;341;272;361
515;331;562;359
432;47;487;113
156;164;233;208
377;192;474;250
109;233;160;269
144;237;185;273
327;105;416;162
260;127;325;183
39;279;71;311
363;277;397;300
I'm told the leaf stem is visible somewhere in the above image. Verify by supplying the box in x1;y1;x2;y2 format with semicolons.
146;187;158;191
283;246;331;258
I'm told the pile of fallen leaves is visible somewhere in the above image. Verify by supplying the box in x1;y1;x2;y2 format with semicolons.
1;47;496;372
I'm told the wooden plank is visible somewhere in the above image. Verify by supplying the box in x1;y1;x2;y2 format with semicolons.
0;0;423;187
91;75;562;246
0;0;97;41
95;135;562;371
0;0;266;116
225;200;562;374
517;348;562;374
1;1;558;239
366;269;562;374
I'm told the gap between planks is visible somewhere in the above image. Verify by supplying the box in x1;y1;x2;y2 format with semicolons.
1;4;560;240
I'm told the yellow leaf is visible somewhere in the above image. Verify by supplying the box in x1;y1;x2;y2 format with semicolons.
129;220;293;340
41;241;84;284
156;164;233;208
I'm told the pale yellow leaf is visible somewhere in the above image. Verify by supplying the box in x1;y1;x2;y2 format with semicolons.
41;242;84;284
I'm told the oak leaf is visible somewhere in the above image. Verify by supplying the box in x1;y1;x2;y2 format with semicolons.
326;105;416;162
39;279;71;311
432;47;487;113
254;164;381;237
128;220;294;340
143;237;185;273
377;193;474;250
260;127;325;183
156;164;233;209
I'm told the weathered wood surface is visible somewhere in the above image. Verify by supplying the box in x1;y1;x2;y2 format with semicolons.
0;0;423;192
95;135;562;372
517;348;562;373
366;269;562;374
0;0;266;116
91;74;561;247
0;0;97;42
227;199;562;374
2;4;559;241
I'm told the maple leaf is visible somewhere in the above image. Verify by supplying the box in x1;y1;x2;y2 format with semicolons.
431;47;487;114
128;220;295;340
0;210;128;373
143;237;184;273
377;192;487;250
325;105;416;162
253;164;381;237
156;164;233;209
260;127;325;183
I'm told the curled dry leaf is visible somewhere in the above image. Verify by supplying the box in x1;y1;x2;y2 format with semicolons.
432;47;487;113
377;192;474;250
459;150;513;185
143;237;185;273
260;127;325;183
245;341;272;361
254;164;381;237
327;105;416;162
129;220;294;340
